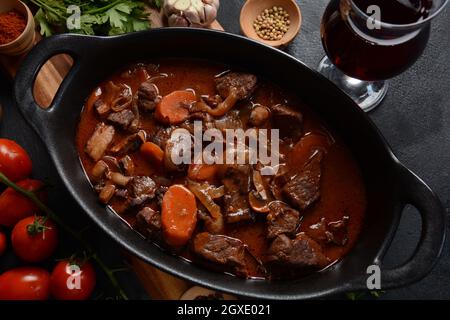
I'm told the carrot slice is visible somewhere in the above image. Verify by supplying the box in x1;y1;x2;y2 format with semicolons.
289;133;331;167
188;164;218;182
161;185;198;246
141;142;164;166
155;90;197;125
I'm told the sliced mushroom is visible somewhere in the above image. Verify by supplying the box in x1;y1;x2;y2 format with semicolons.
248;169;274;213
91;160;109;181
111;83;133;112
190;88;239;117
110;130;146;155
253;170;269;200
102;156;121;172
109;172;131;187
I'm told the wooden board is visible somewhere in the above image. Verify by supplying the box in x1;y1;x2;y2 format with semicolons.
0;6;224;300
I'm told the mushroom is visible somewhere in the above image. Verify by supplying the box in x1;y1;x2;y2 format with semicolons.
109;172;132;187
110;130;147;155
190;72;257;117
111;83;133;112
248;191;271;213
92;160;109;181
164;0;220;28
248;169;274;213
190;88;240;117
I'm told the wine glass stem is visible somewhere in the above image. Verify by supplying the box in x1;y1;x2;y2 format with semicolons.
317;56;388;112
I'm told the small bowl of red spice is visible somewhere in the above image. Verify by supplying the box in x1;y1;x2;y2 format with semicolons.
0;0;35;56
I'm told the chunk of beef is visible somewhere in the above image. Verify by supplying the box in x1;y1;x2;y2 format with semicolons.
110;130;146;155
267;201;301;239
119;155;135;176
221;165;253;223
107;109;135;130
249;105;270;127
151;126;172;149
85;123;115;161
215;72;257;100
267;234;329;270
94;99;110;117
137;80;161;112
91;160;109;182
127;176;156;206
283;151;323;210
155;185;169;207
133;207;161;240
193;232;247;276
307;216;349;246
270;104;303;140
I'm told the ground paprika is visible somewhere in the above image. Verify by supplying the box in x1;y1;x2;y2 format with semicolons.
0;10;26;45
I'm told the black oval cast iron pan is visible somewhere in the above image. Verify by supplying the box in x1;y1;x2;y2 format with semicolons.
13;29;446;299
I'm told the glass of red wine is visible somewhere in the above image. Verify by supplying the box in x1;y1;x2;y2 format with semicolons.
318;0;449;111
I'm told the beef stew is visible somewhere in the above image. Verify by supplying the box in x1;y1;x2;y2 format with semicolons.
76;59;366;279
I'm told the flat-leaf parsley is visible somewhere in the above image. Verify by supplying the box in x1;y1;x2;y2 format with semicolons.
27;0;151;36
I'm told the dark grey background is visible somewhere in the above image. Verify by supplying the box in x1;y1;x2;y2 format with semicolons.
1;0;449;300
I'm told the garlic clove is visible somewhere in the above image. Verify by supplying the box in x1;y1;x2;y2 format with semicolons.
191;0;204;11
174;0;192;11
203;4;217;25
184;7;202;25
168;13;190;27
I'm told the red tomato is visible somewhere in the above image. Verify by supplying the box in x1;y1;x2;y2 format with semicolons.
50;260;96;300
0;179;47;227
0;231;6;257
0;267;50;300
11;216;58;263
0;139;32;182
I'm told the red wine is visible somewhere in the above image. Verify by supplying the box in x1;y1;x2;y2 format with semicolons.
321;0;432;81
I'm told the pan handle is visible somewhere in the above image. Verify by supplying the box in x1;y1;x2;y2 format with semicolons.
379;163;446;289
14;34;96;139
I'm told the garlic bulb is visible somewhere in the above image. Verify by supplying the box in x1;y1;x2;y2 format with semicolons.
163;0;220;27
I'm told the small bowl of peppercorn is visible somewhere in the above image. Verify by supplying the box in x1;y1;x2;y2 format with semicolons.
0;0;35;56
240;0;302;48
